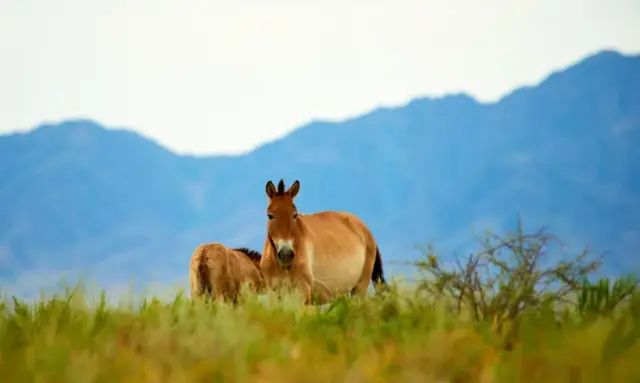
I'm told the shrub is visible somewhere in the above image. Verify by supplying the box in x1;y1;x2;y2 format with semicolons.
415;221;601;325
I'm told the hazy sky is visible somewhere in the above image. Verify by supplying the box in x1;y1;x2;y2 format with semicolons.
1;0;639;154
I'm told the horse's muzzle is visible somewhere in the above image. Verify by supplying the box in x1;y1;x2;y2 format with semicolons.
276;248;294;268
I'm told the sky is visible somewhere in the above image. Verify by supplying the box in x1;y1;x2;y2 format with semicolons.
1;0;639;155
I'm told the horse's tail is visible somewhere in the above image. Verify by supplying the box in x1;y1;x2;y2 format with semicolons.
189;245;210;298
371;247;386;287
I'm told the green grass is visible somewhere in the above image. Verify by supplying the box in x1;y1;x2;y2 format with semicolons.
0;285;638;383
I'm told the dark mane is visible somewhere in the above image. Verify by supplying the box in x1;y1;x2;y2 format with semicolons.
233;247;262;262
276;179;286;195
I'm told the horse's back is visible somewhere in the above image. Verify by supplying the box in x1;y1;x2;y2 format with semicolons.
303;211;374;246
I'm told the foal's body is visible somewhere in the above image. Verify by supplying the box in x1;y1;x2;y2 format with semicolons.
190;243;264;301
261;180;385;303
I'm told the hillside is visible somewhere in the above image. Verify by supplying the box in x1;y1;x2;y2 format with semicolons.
1;50;639;296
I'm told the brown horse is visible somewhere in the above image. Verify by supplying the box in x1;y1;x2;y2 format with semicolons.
260;179;386;304
189;243;265;301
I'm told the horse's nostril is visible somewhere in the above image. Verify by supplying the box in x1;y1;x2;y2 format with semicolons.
277;249;294;265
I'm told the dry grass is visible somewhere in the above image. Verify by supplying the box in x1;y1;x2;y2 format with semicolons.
0;284;638;383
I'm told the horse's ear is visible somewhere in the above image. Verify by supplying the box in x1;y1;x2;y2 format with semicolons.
265;181;276;198
287;180;300;198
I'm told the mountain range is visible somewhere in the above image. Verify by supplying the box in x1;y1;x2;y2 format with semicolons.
1;50;639;297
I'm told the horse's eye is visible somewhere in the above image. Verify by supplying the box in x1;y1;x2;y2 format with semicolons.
268;213;274;220
293;213;299;219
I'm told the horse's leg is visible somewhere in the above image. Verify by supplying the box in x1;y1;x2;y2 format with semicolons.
290;263;313;304
351;242;377;297
211;271;227;301
189;249;206;298
312;280;334;304
289;271;312;304
208;254;229;301
297;281;312;305
260;239;282;292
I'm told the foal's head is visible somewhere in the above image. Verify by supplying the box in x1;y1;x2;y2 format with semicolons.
265;179;301;268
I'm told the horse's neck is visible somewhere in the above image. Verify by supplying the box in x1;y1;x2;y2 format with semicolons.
296;217;312;239
249;258;261;269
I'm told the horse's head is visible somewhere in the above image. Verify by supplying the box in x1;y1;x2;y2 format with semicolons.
265;179;301;268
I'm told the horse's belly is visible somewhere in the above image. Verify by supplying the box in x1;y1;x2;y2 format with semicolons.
311;247;365;295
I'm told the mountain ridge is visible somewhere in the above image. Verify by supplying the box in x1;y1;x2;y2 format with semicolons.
1;50;639;297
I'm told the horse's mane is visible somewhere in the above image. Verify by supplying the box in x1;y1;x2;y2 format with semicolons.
233;247;262;262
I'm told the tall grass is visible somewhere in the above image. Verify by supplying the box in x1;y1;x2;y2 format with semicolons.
0;285;638;382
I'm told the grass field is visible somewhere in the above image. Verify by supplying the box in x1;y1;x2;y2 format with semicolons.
0;284;638;383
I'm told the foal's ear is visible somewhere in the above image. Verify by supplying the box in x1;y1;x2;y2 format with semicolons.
287;180;300;198
265;180;276;198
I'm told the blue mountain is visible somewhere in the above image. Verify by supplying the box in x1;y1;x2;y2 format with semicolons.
1;50;639;296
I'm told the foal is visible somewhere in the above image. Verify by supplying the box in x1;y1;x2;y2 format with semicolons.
189;243;265;301
260;179;386;304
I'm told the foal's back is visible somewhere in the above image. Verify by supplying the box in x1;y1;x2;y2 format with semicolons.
189;243;264;300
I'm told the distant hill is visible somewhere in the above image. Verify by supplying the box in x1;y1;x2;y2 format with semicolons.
1;50;639;297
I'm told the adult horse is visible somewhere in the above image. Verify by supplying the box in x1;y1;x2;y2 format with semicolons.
260;179;385;304
190;243;265;301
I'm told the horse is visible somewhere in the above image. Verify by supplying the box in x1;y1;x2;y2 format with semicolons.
189;243;265;301
260;179;386;304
